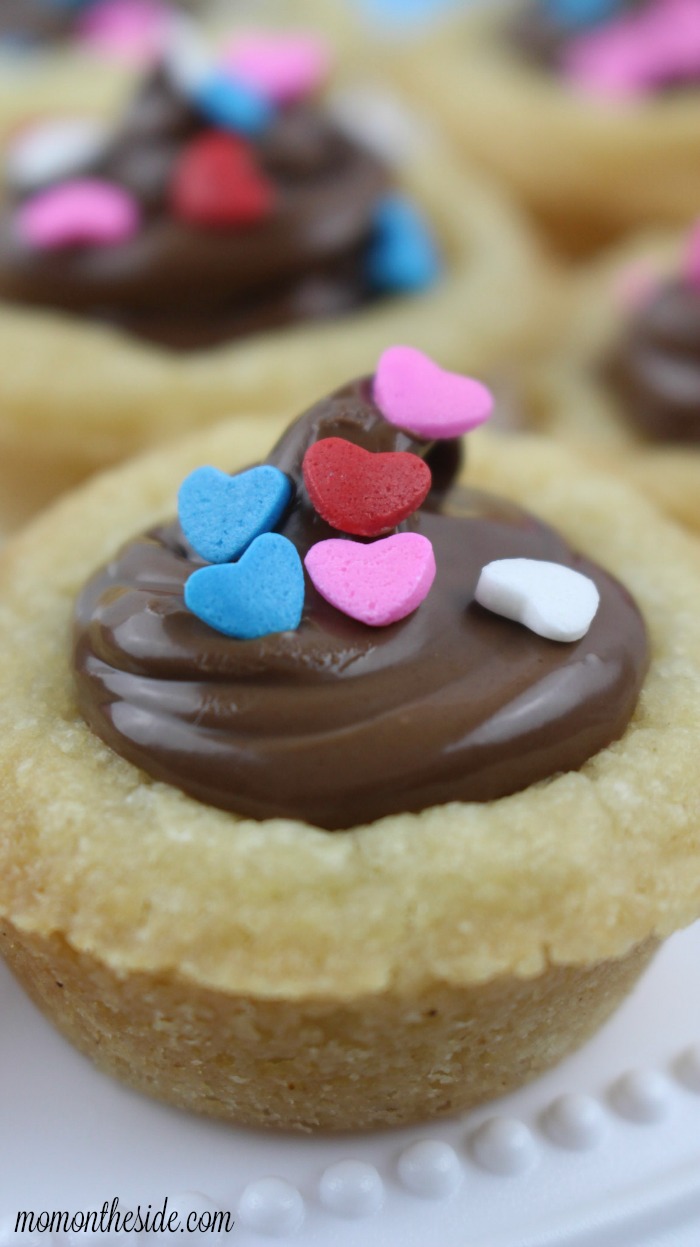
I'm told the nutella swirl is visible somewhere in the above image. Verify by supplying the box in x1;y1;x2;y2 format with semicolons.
0;66;392;349
73;380;649;830
606;278;700;443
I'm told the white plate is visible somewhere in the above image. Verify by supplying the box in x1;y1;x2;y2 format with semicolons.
1;923;700;1246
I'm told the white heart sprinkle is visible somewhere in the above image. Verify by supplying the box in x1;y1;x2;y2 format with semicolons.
6;117;109;193
327;85;431;167
162;16;212;95
475;559;600;643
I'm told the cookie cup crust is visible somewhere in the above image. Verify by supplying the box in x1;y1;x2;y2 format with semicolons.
397;5;700;254
0;121;550;530
1;423;699;1129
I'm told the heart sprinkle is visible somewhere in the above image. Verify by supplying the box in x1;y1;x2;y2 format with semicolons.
475;559;600;643
171;132;275;228
367;195;441;294
178;465;292;564
76;0;172;65
612;259;660;312
563;0;700;99
163;16;212;95
5;117;109;193
302;437;432;537
193;71;275;137
304;533;436;627
221;32;332;105
374;346;494;441
16;179;140;250
327;85;422;168
185;533;304;640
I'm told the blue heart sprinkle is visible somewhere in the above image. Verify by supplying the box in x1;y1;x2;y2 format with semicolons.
366;195;441;294
193;72;275;138
185;533;305;639
544;0;622;30
178;465;292;565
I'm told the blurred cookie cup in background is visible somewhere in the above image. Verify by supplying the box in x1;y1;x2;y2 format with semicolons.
398;0;700;257
0;18;553;532
517;221;700;534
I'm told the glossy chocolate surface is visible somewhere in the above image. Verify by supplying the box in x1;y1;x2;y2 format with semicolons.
73;380;649;830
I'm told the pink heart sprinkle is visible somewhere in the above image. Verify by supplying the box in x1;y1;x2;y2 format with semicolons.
304;533;436;627
685;219;700;291
17;179;140;251
220;33;332;105
77;0;172;66
374;346;494;441
641;0;700;83
565;20;651;99
564;0;700;99
612;260;660;311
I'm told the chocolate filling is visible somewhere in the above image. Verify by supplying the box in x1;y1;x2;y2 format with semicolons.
606;278;700;443
73;379;649;830
0;67;393;350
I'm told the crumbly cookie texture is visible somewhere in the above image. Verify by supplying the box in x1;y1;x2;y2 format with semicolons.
0;132;551;532
522;230;700;533
1;424;699;1129
398;7;700;255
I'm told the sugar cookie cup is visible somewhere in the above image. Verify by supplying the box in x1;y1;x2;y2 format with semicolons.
399;3;700;256
521;227;700;533
1;419;699;1130
0;0;182;151
0;138;549;532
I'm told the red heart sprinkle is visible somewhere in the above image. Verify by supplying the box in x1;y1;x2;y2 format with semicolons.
170;131;275;228
302;437;432;537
